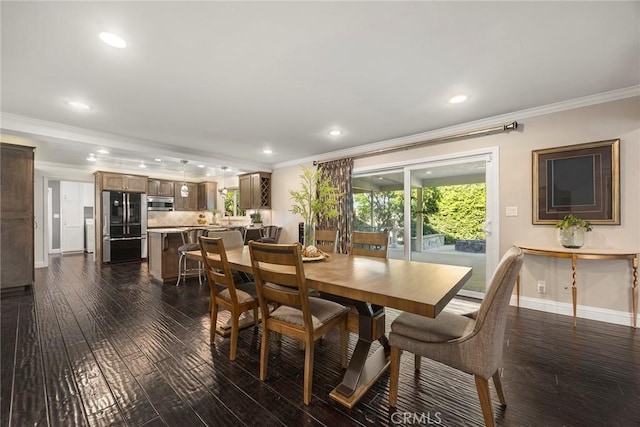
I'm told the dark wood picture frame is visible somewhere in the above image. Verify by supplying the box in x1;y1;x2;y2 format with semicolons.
532;139;620;225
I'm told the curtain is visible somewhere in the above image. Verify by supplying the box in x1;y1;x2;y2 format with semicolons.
317;158;353;254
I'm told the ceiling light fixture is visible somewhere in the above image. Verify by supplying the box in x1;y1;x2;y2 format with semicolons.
449;95;468;104
99;32;127;48
197;164;205;168
220;166;229;198
154;158;162;162
87;156;96;162
97;149;109;154
263;149;272;154
139;162;146;168
180;160;189;197
67;100;90;110
329;129;342;137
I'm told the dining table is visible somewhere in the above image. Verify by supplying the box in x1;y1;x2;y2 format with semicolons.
189;245;473;408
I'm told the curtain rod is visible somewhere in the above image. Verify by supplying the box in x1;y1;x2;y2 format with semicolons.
314;121;518;165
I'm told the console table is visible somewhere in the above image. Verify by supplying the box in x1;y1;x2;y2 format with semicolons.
516;244;638;328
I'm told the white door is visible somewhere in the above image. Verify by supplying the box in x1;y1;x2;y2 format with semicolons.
60;181;84;252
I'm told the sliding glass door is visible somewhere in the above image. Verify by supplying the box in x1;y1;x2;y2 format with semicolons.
352;149;498;297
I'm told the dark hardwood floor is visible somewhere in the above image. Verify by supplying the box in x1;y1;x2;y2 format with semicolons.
2;253;639;426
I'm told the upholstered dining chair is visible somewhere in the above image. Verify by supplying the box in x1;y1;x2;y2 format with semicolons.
207;229;245;249
350;231;388;258
248;241;350;405
199;236;259;361
176;228;206;286
315;229;339;253
257;225;282;243
388;246;524;427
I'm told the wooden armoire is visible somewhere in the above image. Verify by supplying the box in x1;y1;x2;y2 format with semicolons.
1;143;35;292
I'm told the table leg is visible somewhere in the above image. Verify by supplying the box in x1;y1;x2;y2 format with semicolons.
330;303;389;409
632;255;638;328
572;255;577;328
516;275;520;307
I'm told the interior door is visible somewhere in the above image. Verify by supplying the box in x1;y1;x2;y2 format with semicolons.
60;181;84;252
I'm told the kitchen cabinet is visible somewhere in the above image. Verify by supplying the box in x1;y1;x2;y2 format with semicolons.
174;182;198;211
148;179;175;197
100;172;148;193
197;181;218;211
239;172;271;209
1;143;34;291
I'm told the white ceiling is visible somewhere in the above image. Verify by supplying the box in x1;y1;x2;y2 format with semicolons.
1;1;639;180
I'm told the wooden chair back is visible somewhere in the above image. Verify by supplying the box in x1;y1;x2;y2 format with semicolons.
350;231;388;258
199;236;236;300
315;229;338;253
248;242;311;317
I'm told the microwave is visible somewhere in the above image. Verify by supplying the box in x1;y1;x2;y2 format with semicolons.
147;196;174;211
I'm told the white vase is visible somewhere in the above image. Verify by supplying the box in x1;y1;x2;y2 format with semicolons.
559;225;586;248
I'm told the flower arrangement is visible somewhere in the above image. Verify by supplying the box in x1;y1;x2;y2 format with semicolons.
556;214;592;248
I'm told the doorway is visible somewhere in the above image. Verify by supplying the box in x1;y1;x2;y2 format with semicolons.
353;148;499;297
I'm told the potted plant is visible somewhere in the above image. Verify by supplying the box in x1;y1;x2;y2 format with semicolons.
289;165;341;246
556;214;592;248
250;210;262;226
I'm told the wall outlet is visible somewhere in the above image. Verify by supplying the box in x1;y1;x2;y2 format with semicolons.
537;280;546;294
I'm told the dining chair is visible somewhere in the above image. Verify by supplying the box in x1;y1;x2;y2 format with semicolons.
257;225;282;243
199;236;259;361
176;228;206;286
315;229;338;253
388;246;524;427
248;241;350;405
206;229;252;283
350;231;388;258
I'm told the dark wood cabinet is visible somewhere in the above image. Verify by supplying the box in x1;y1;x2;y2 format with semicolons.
100;172;148;193
197;181;218;211
1;143;35;291
239;172;271;209
148;179;174;196
174;182;198;211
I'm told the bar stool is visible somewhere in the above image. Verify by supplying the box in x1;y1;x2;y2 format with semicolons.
176;228;205;286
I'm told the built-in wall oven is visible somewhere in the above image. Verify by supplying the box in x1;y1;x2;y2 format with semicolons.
147;196;174;211
102;191;147;263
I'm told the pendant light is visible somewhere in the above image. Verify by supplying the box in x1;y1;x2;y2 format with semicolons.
180;160;189;197
220;166;228;198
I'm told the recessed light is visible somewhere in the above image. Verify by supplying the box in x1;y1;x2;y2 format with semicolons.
449;95;468;104
425;171;433;175
99;32;127;48
154;158;162;162
97;149;109;154
197;164;205;168
329;129;342;137
139;162;146;168
67;100;90;110
87;156;96;162
263;149;273;154
378;177;384;180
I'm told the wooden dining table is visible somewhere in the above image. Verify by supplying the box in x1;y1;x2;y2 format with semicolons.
189;246;472;408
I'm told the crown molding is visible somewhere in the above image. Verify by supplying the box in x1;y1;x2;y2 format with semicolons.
273;85;640;169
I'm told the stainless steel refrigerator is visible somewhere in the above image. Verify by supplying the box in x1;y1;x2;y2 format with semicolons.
102;191;147;263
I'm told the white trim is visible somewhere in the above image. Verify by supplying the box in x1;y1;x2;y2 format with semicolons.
35;262;47;269
49;249;61;254
273;85;640;170
511;296;639;328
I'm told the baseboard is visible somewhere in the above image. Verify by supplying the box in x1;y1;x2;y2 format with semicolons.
510;296;638;328
35;261;47;269
49;249;61;254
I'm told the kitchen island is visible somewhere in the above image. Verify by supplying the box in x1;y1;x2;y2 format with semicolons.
147;226;227;283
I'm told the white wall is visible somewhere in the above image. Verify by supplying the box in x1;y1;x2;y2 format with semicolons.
271;96;640;325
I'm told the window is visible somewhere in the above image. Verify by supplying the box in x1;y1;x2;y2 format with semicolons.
223;189;246;217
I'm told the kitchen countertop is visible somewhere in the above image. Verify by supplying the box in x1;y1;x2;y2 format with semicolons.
147;226;229;234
